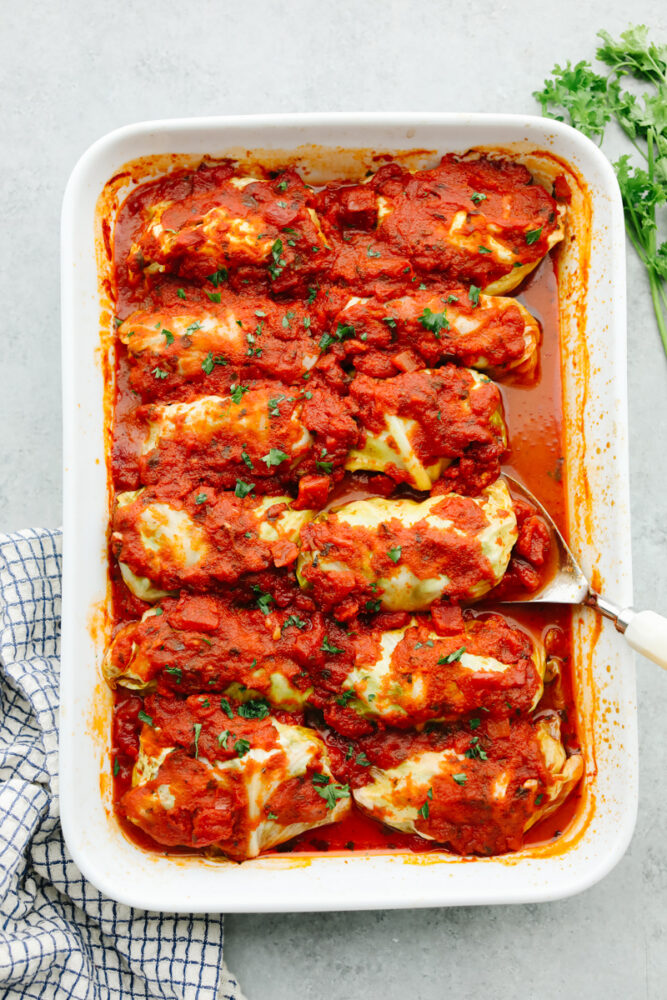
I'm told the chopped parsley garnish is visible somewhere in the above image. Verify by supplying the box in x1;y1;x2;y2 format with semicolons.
321;636;343;655
262;448;288;467
382;316;397;329
365;599;382;613
470;717;481;731
206;291;222;303
336;689;356;706
319;321;356;352
230;383;249;404
336;322;356;341
312;776;351;810
165;666;182;683
217;730;230;749
176;288;186;299
452;772;467;785
251;585;274;615
186;321;202;335
237;698;270;720
220;698;234;718
282;613;307;631
465;737;488;761
316;460;333;474
234;479;255;499
269;238;286;280
162;328;174;345
241;446;254;469
192;722;202;759
138;710;153;727
367;245;381;258
207;268;229;287
277;179;288;192
437;646;466;665
468;284;481;307
267;811;278;820
418;307;450;338
355;753;371;767
113;757;120;777
195;493;208;505
525;227;543;245
477;246;492;254
388;545;402;563
152;367;168;379
471;191;487;204
307;286;318;304
446;294;459;303
535;793;544;806
268;394;285;417
201;351;227;374
234;738;251;758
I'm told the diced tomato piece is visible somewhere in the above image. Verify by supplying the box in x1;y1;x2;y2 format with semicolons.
515;515;551;567
292;474;331;511
271;540;300;567
487;718;511;739
169;595;220;632
391;350;421;372
430;602;466;635
338;186;378;230
553;174;572;203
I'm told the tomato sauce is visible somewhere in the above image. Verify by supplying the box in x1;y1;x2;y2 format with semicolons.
107;155;581;860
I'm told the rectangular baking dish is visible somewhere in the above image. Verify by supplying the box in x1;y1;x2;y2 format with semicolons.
60;113;637;912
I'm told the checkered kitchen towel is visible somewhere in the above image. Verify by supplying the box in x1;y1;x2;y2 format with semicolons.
0;528;246;1000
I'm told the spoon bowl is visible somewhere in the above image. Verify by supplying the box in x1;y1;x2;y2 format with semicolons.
501;474;667;670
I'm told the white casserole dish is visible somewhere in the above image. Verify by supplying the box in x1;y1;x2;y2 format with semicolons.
60;113;636;912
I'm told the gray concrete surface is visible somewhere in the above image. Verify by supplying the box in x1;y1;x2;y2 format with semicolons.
2;2;666;997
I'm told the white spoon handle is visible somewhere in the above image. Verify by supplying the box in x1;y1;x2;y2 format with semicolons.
624;610;667;670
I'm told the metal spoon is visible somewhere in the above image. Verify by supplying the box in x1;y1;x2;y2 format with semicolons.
502;475;667;670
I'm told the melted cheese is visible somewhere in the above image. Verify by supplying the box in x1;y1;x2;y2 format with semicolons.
200;206;274;262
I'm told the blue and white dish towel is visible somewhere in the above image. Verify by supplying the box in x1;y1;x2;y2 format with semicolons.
0;528;245;1000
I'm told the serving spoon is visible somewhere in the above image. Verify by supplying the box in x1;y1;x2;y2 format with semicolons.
502;475;667;670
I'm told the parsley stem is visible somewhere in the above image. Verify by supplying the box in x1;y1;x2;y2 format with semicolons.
648;269;667;355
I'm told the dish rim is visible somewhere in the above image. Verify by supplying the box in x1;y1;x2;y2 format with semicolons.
60;111;636;912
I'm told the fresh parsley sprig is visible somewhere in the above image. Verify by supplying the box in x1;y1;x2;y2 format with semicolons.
534;24;667;353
